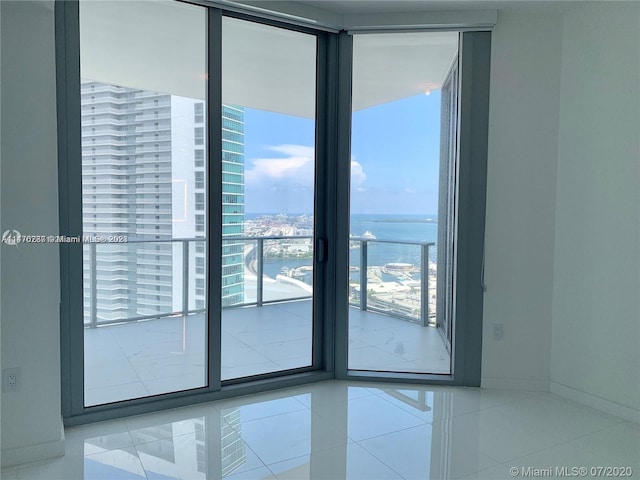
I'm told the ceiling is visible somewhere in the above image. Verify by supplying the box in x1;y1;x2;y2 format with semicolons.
80;0;584;118
352;31;458;111
238;0;583;16
299;0;587;13
291;0;513;13
81;0;459;118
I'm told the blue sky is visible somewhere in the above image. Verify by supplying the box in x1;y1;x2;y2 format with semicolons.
243;91;441;215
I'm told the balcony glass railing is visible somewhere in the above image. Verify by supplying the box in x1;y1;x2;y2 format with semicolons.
225;235;314;307
349;238;436;327
83;236;435;327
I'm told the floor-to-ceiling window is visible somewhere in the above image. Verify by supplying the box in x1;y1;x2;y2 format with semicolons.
347;32;459;375
79;0;209;406
58;0;489;423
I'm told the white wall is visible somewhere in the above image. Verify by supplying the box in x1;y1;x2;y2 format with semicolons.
550;3;640;421
0;0;64;466
482;9;563;390
483;3;640;422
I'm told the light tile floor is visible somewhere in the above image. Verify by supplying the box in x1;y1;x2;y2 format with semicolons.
3;381;638;479
85;302;450;406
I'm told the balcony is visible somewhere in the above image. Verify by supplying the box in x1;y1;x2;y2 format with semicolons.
83;237;450;406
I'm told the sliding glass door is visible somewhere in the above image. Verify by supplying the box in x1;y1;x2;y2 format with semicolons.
69;1;324;411
219;17;318;381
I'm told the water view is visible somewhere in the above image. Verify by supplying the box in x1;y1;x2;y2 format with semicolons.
241;213;438;324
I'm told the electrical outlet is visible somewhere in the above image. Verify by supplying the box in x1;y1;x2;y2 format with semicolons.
493;323;504;341
3;368;21;392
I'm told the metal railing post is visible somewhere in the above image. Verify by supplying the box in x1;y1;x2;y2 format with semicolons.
257;238;264;307
90;243;97;328
182;240;189;316
421;243;429;327
360;240;368;312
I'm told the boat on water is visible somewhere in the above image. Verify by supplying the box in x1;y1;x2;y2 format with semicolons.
349;231;376;248
382;262;414;274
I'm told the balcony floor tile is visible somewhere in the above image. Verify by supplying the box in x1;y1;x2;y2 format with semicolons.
84;301;450;406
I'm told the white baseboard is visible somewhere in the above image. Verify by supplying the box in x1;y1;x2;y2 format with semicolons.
481;376;550;391
550;382;640;424
1;436;64;468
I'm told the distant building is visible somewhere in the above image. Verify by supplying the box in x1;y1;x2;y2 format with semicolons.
221;105;245;307
81;81;245;323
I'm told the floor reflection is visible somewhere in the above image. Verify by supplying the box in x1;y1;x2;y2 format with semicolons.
9;380;636;480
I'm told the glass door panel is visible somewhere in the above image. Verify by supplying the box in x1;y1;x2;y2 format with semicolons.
80;0;208;405
220;17;317;380
348;32;459;375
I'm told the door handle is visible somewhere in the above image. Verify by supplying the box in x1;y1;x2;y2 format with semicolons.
316;237;327;263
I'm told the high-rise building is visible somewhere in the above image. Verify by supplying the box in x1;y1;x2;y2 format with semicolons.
221;105;245;306
81;81;245;322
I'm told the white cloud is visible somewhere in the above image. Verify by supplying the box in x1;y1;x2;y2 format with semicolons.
351;159;367;192
245;145;315;186
404;187;416;194
246;146;368;195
